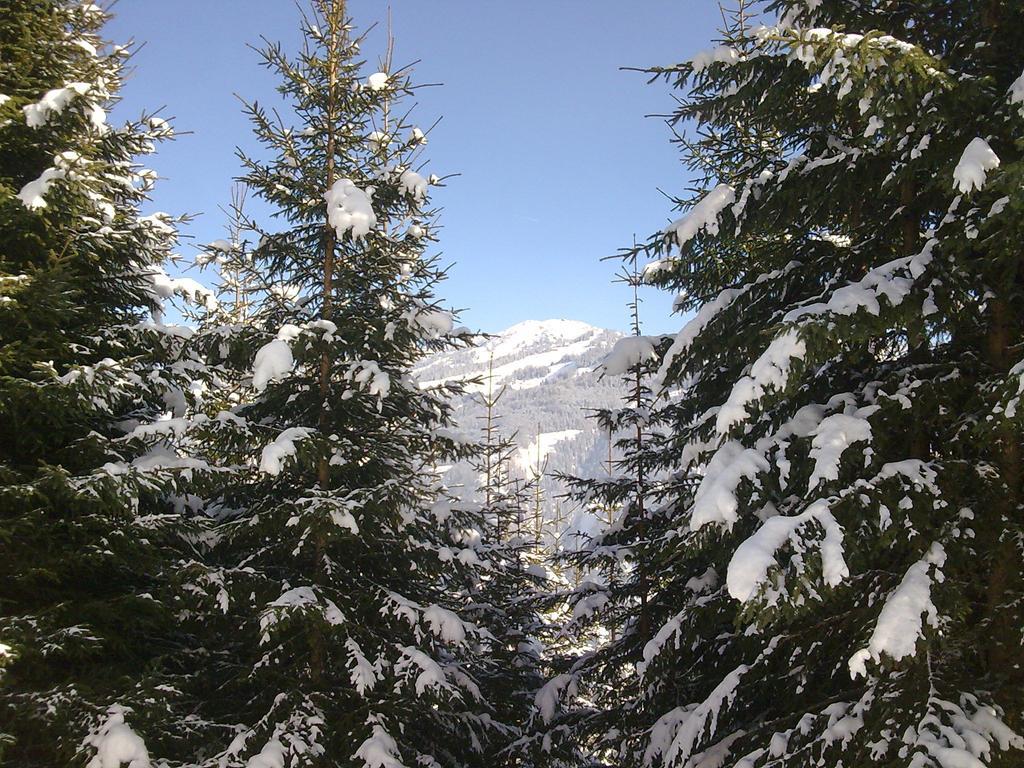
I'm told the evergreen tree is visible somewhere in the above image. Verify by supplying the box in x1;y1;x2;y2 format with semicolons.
0;1;211;765
177;3;526;766
545;1;1024;766
462;361;552;768
535;265;664;767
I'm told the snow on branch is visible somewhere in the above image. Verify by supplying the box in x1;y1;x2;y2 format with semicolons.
848;542;945;678
345;637;382;696
689;45;740;73
726;498;849;603
245;739;286;768
807;407;877;489
354;723;404;768
906;694;1024;768
715;329;807;435
23;82;102;128
259;585;344;644
663;184;736;250
259;427;314;476
252;326;298;392
715;238;937;435
325;178;377;239
952;137;1000;195
84;705;151;768
655;263;799;390
601;335;660;376
656;665;750;768
1009;69;1024;115
17;167;64;209
690;440;771;531
396;646;451;696
535;673;575;724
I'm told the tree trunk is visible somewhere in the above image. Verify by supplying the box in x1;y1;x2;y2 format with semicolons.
309;0;345;686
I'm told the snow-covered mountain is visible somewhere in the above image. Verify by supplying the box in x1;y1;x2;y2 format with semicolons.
416;319;626;543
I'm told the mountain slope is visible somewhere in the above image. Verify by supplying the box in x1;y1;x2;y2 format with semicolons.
417;319;626;546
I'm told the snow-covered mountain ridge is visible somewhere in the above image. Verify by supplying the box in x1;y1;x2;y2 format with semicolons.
415;319;626;540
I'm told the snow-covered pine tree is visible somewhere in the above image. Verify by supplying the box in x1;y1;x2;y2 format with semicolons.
460;361;552;768
548;1;1024;766
179;3;519;766
534;266;665;766
0;2;213;765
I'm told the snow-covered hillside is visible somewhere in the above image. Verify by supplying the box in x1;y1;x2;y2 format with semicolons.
416;319;626;544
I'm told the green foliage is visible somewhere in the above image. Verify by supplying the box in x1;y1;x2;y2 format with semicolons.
541;1;1024;767
169;3;545;766
0;2;207;766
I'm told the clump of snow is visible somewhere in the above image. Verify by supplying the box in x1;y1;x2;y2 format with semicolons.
656;664;750;768
325;179;376;239
422;604;467;644
17;167;65;209
1008;70;1024;113
304;318;337;341
23;82;91;127
535;674;575;724
353;723;404;768
716;328;807;434
807;409;875;488
690;440;771;531
260;586;344;643
953;137;1000;194
349;360;390;399
260;427;313;475
346;638;381;695
84;705;151;768
146;116;172;136
146;269;218;315
726;499;848;602
601;335;659;376
407;306;453;338
205;238;235;256
665;184;736;249
690;45;739;72
252;338;294;392
848;542;945;678
245;740;285;768
572;590;610;620
397;646;448;695
367;72;389;91
398;168;428;201
408;126;426;144
637;611;685;678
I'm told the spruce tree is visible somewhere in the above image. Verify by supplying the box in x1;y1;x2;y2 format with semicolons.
534;267;665;768
462;363;551;768
542;1;1024;766
0;1;211;765
178;3;525;766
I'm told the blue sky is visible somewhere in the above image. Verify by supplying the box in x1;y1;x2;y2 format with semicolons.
106;1;725;334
